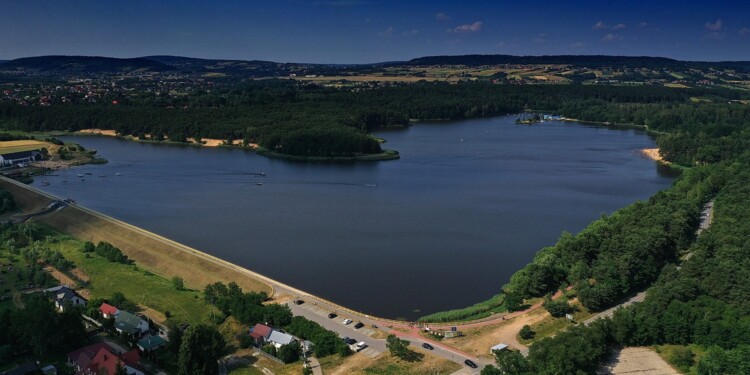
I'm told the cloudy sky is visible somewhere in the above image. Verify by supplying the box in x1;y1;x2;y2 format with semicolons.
1;0;748;63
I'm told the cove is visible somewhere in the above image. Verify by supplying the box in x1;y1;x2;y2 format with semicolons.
34;116;676;320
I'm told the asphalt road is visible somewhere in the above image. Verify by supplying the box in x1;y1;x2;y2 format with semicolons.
287;299;484;374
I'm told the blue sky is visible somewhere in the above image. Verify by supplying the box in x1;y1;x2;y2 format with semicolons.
1;0;748;63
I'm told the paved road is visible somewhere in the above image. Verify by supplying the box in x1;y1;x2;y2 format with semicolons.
583;291;647;326
287;301;483;374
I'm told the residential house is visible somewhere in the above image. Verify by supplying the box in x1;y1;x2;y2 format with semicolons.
137;334;167;352
99;303;120;319
267;330;296;349
45;285;87;312
249;323;273;346
0;150;43;166
83;347;143;375
114;311;149;336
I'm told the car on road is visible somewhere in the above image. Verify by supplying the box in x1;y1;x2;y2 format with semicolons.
343;319;353;325
354;322;365;329
355;342;368;352
422;343;434;350
293;299;304;305
328;313;337;319
464;359;478;368
342;337;357;345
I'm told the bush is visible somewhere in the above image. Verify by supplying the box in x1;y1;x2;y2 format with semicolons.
543;296;572;318
519;325;535;340
669;346;694;371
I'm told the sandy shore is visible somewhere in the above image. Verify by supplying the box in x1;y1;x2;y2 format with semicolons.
78;129;257;148
641;148;669;164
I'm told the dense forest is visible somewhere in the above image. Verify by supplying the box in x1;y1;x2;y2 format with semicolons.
2;80;750;161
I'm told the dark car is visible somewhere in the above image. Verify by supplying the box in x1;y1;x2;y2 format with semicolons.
464;359;478;368
294;299;304;305
422;343;434;350
328;313;338;319
354;322;365;329
343;337;357;345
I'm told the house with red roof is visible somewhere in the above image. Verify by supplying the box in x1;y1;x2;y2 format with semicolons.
84;347;144;375
249;323;273;346
67;343;144;375
99;303;120;319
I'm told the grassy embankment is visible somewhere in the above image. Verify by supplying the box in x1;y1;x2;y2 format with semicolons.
418;293;505;323
0;178;271;297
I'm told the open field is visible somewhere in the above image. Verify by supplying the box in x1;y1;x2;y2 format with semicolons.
0;178;272;297
598;347;679;375
0;140;49;154
321;349;462;375
47;234;218;324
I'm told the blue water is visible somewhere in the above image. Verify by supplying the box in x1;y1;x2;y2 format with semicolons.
34;117;675;320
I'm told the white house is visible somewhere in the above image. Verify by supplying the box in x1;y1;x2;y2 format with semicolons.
45;285;87;312
115;311;150;336
490;343;509;354
267;330;296;349
0;150;43;166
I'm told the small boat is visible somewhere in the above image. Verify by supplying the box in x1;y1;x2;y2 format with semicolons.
77;174;84;177
85;172;92;175
41;181;50;186
256;182;263;186
115;173;121;176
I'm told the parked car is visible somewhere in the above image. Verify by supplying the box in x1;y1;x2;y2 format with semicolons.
328;313;338;319
343;319;353;325
293;299;304;305
343;337;357;345
464;359;478;368
355;342;368;352
422;343;434;350
354;322;365;329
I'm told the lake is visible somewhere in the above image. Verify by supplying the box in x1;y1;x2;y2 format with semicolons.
33;116;676;320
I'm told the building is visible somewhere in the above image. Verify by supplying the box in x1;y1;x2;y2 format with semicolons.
0;150;43;166
249;323;273;346
490;343;509;354
267;330;296;349
45;285;87;312
99;303;120;319
84;348;143;375
114;311;150;336
137;334;167;352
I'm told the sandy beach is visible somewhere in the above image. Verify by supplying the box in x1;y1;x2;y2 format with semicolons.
641;148;669;164
79;129;257;148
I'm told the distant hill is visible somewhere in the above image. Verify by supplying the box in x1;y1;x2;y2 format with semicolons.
0;55;174;73
406;54;750;71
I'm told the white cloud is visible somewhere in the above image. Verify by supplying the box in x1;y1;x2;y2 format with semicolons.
612;23;626;30
448;21;483;33
593;21;608;30
602;33;622;42
435;12;450;21
571;41;586;48
637;22;648;28
739;27;750;36
377;26;395;37
705;19;723;31
401;29;419;36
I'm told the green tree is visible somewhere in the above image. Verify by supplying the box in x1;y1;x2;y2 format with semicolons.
172;276;185;291
519;325;535;340
386;334;422;362
277;342;301;363
178;324;226;375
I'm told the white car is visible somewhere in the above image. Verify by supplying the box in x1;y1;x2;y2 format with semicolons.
355;342;368;352
343;319;353;325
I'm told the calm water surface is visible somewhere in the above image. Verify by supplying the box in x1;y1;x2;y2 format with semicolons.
34;117;675;320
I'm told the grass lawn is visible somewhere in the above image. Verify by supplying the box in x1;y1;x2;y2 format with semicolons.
321;350;461;375
47;233;218;324
0;140;50;154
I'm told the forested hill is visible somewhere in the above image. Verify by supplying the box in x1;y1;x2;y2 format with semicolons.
0;55;174;73
407;54;750;71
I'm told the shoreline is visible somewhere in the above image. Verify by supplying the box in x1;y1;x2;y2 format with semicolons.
641;147;669;164
0;176;412;325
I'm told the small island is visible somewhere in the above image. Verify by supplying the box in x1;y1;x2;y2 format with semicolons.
515;113;543;125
